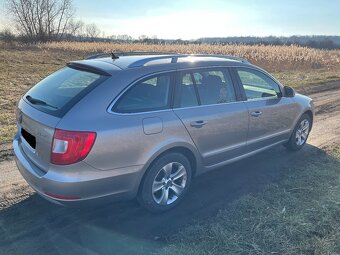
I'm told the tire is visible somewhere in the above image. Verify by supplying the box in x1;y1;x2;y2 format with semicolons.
285;113;312;151
138;152;192;213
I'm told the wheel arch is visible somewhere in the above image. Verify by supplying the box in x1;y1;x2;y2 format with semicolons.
287;108;314;145
303;109;314;129
295;109;314;131
136;142;201;196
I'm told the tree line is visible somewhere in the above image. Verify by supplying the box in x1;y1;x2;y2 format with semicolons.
197;36;340;50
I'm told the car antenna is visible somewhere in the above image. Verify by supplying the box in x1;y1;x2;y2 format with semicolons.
111;52;119;60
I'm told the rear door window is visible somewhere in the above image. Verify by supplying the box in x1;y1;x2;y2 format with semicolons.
24;67;107;117
193;69;236;105
176;68;237;108
179;73;199;108
114;73;172;113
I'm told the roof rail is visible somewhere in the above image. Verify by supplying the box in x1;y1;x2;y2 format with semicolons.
129;55;182;67
85;51;178;60
193;54;250;63
128;54;250;68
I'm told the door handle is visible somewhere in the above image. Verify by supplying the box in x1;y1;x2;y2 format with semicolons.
190;120;207;128
250;111;262;117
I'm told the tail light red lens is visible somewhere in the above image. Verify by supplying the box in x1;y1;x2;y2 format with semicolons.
44;192;81;200
51;129;96;165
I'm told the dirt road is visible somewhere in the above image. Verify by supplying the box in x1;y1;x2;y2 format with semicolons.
0;84;339;255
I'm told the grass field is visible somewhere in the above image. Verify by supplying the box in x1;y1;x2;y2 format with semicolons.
0;45;81;148
0;42;340;146
158;147;340;255
0;42;339;254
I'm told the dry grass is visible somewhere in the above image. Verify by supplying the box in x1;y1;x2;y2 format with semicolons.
158;148;340;255
274;69;340;88
0;45;83;147
41;42;340;72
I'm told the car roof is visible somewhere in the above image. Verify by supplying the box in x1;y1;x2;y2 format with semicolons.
69;53;255;75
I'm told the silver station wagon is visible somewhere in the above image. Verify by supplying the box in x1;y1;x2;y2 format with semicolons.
14;52;314;212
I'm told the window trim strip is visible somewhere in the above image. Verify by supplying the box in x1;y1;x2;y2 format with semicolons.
107;65;285;116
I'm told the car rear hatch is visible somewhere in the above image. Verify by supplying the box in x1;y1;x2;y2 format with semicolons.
17;101;60;172
16;64;110;171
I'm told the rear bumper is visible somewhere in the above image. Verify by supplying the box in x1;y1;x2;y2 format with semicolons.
13;136;144;206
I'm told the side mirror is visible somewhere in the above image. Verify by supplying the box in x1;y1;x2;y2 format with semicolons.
284;86;295;97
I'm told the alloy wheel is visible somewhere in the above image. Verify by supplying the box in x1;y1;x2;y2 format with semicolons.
295;119;310;146
152;162;187;205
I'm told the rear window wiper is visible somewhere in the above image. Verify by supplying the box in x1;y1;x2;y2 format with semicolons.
26;95;59;109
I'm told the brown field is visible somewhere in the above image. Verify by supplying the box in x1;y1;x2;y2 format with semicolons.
0;42;339;255
1;42;340;148
41;42;340;71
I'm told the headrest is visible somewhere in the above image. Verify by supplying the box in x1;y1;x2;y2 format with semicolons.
202;75;222;86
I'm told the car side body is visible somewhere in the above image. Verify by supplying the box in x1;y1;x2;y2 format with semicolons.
13;53;314;210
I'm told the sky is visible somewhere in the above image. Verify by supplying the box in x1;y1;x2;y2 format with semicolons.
1;0;339;39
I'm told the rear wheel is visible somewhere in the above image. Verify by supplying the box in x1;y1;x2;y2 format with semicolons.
138;152;192;213
285;114;311;151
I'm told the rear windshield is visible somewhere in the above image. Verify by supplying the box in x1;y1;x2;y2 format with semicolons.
24;67;107;117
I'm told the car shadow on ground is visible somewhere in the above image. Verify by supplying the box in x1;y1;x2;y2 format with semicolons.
0;144;329;255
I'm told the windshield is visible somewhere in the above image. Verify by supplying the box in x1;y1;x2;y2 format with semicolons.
24;67;107;117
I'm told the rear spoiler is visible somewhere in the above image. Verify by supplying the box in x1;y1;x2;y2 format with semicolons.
67;62;111;76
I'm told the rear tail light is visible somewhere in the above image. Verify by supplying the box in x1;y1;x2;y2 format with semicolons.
44;192;81;200
51;129;96;165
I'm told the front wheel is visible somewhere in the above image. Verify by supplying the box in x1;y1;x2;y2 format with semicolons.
285;113;312;151
138;152;192;213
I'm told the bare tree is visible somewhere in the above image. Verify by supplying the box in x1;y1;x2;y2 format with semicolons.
108;35;117;40
117;34;132;41
85;23;100;41
67;19;84;39
138;35;148;41
5;0;74;41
